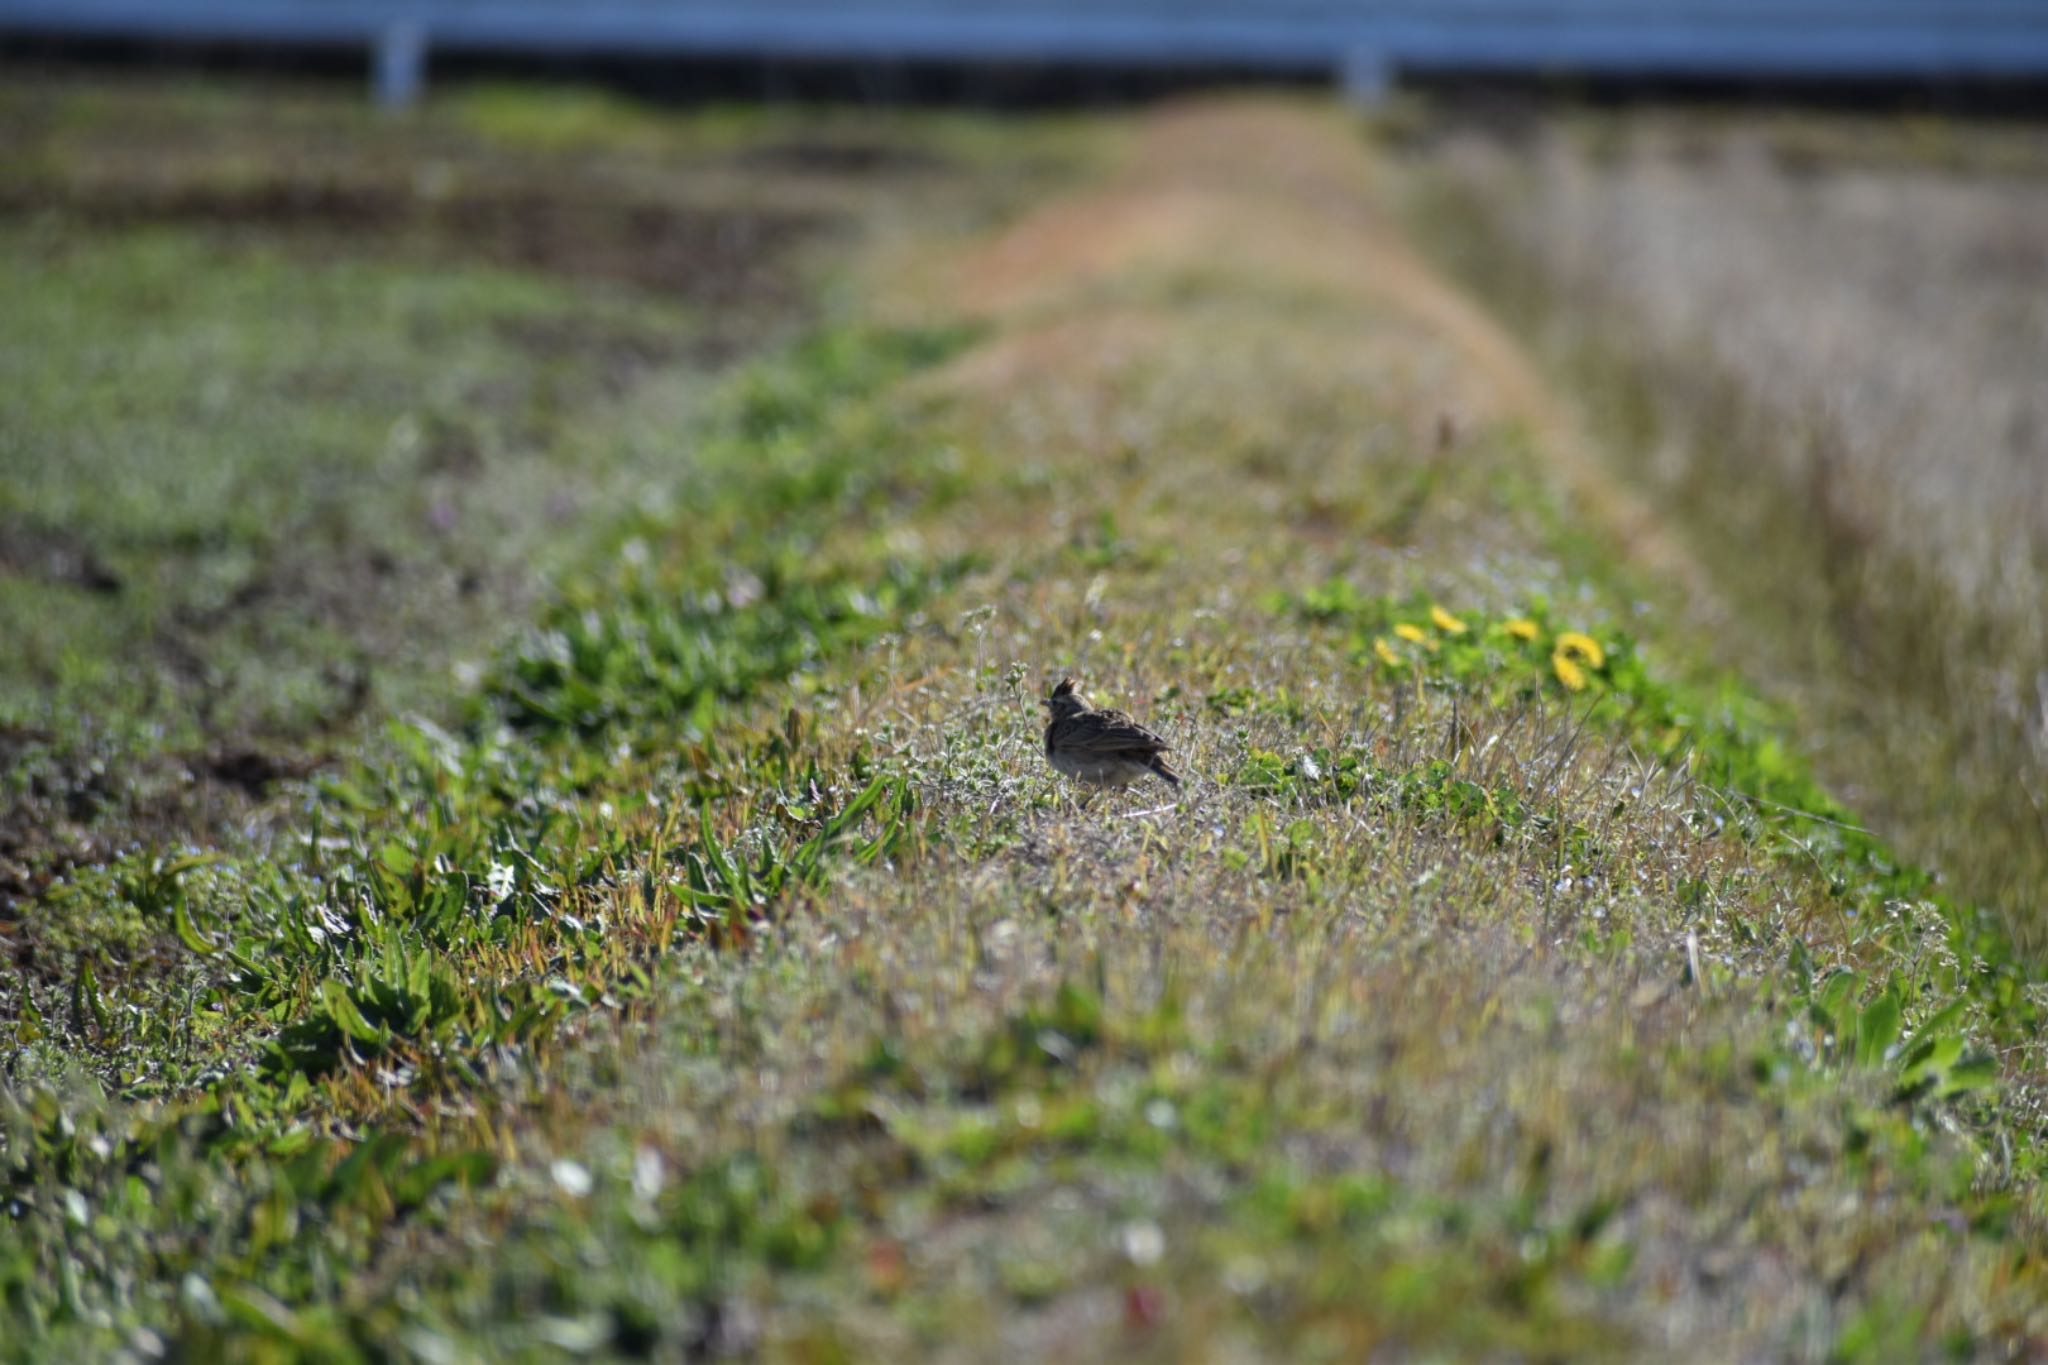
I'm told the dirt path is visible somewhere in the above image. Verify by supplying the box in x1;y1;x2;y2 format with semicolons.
921;97;1709;598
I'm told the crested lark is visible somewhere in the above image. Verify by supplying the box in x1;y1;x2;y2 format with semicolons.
1041;677;1181;794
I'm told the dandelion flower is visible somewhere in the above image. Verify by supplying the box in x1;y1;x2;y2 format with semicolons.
1554;631;1607;671
1504;618;1541;642
1429;605;1468;634
1552;651;1589;691
1373;637;1403;668
1393;623;1428;644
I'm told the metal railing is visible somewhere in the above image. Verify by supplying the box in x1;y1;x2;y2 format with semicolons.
4;0;2046;105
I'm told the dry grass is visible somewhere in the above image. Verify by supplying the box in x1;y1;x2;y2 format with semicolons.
1399;105;2048;945
368;98;2045;1358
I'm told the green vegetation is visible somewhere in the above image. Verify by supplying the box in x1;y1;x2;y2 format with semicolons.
0;67;1069;907
2;319;972;1353
0;229;689;738
1262;588;2029;1101
2;80;2043;1360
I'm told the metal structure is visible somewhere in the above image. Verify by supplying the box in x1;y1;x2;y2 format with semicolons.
4;1;2046;106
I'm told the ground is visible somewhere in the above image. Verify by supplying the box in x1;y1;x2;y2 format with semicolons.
2;77;2045;1361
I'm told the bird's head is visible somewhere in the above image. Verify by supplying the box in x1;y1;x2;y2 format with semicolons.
1043;676;1086;717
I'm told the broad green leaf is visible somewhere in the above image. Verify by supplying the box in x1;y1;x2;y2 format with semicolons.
173;895;218;957
1940;1055;2002;1096
1856;990;1901;1068
320;980;385;1046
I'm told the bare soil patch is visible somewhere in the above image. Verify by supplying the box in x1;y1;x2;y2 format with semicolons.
0;521;124;596
0;178;831;313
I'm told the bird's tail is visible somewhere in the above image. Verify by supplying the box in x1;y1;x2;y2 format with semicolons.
1148;754;1182;786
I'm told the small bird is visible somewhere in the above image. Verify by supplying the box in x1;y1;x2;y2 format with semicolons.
1041;676;1181;796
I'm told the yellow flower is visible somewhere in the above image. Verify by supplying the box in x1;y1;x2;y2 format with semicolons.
1429;605;1468;635
1504;618;1541;642
1554;631;1607;671
1393;623;1427;643
1373;637;1402;668
1552;652;1588;691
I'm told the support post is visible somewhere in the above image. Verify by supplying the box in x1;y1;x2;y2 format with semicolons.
373;19;427;109
1339;46;1394;108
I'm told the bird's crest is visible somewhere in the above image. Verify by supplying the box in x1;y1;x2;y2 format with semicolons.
1051;677;1077;700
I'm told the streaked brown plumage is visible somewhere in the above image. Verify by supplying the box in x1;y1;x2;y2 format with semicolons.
1041;677;1181;792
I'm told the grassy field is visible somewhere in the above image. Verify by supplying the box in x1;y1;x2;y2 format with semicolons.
3;78;2046;1361
0;72;1079;911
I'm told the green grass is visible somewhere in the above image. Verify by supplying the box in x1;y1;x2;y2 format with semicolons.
13;315;2042;1358
0;69;1073;912
2;83;2045;1361
0;215;734;946
0;227;692;734
0;315;979;1355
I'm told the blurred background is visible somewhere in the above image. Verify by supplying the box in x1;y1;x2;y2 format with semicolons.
6;0;2048;107
12;0;2048;107
3;2;2046;919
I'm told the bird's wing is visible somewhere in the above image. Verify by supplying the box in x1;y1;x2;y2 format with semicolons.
1068;710;1171;754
